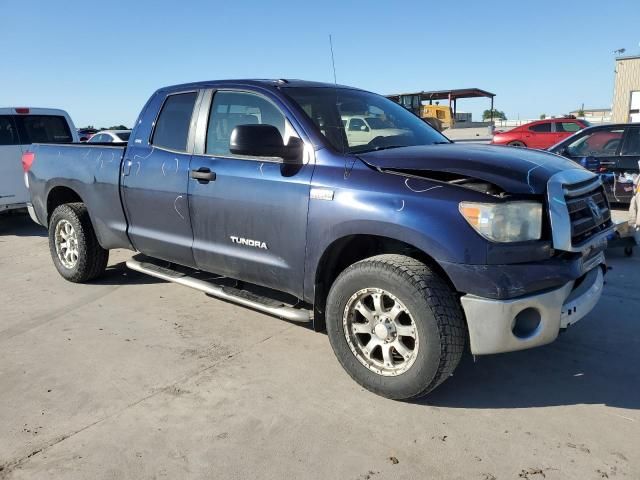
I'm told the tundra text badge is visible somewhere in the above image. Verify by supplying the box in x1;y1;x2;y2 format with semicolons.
230;236;268;250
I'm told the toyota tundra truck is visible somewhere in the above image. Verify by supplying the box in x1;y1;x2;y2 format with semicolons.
24;79;612;400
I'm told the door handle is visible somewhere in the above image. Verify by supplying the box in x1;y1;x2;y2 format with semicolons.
190;167;216;183
123;159;132;176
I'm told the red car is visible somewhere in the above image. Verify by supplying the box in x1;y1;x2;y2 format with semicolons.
491;117;590;149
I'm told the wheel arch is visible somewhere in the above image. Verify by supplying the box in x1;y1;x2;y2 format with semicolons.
46;186;84;225
311;234;456;331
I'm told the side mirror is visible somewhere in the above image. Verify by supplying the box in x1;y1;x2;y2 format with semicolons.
229;124;303;163
360;125;369;132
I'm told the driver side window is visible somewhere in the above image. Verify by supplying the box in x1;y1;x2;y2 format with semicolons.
205;91;287;156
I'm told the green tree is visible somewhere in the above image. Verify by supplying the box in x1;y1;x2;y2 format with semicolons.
540;114;546;120
576;108;585;118
482;109;506;120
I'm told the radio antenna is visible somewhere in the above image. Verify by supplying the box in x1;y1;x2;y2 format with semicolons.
329;34;337;84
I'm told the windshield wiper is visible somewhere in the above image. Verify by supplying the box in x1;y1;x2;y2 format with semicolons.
354;145;408;154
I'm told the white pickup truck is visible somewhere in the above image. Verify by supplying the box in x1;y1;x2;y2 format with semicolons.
0;108;78;213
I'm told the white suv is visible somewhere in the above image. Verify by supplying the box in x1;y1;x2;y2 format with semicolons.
0;108;78;213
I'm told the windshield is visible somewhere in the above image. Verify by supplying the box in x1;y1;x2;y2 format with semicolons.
283;87;449;153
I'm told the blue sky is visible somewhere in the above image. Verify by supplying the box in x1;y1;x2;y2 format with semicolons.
1;0;638;127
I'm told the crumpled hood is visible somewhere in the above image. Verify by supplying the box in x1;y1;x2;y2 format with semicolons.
357;143;585;194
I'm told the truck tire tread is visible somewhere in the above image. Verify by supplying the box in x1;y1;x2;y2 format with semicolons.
48;203;109;282
326;254;466;400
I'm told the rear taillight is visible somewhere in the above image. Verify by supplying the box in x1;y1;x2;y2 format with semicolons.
22;151;35;172
15;107;30;114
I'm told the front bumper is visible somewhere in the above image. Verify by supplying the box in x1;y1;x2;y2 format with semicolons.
460;263;605;355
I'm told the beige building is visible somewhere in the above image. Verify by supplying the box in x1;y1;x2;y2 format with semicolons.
612;55;640;123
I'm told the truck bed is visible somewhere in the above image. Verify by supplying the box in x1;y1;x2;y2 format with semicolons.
28;143;132;250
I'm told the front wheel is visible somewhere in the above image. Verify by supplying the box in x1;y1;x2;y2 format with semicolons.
326;254;466;400
48;203;109;282
507;140;526;147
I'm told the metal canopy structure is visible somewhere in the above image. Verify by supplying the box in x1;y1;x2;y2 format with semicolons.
386;88;496;120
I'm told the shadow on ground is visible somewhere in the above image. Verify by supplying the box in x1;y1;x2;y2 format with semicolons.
0;212;46;237
91;262;166;286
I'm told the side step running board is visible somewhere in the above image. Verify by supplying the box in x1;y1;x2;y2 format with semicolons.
126;257;312;323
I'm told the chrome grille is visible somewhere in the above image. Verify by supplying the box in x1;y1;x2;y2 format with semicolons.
564;183;612;246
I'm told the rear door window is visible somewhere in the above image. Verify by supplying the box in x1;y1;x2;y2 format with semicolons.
0;116;19;145
151;92;198;152
529;122;551;133
14;115;73;144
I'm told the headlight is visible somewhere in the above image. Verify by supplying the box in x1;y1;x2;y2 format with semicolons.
459;201;542;242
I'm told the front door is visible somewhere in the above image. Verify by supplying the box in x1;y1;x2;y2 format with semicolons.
121;91;200;267
188;89;313;297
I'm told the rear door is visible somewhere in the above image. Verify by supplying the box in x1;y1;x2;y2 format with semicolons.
187;88;314;296
525;121;554;149
0;115;25;206
121;90;201;267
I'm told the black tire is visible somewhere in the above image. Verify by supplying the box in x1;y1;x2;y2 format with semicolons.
326;254;466;400
48;203;109;282
508;140;526;147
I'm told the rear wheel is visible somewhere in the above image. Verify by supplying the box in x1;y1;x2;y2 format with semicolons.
48;203;109;282
507;140;526;147
326;254;466;400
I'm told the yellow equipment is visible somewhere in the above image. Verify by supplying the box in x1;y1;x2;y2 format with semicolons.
421;105;454;130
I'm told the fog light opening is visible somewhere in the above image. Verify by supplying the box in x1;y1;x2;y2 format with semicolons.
512;308;542;339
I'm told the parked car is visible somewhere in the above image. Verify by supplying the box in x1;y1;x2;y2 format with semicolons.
25;80;611;400
88;130;131;143
1;108;77;213
492;117;590;149
78;128;98;142
549;123;640;203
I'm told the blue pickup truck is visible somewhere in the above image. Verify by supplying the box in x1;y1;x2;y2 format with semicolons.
25;79;612;399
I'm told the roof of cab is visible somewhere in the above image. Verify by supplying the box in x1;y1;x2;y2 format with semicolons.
157;79;361;93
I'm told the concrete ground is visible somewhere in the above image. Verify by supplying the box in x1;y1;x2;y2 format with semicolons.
1;212;638;480
444;127;494;143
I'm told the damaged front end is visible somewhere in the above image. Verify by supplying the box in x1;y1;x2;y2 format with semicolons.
357;145;613;355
